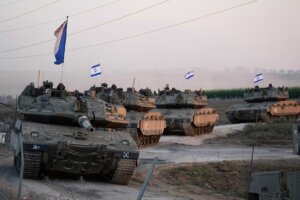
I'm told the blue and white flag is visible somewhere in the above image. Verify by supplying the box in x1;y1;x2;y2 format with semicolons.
253;73;263;83
184;71;194;79
90;64;101;77
54;19;68;65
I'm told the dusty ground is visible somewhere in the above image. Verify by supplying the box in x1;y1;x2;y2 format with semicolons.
0;123;299;200
208;98;244;125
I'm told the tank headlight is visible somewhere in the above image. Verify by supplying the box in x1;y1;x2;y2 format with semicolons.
31;132;39;137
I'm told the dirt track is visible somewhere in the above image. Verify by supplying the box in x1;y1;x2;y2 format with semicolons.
0;123;299;200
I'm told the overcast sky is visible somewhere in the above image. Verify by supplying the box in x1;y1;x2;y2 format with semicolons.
0;0;299;95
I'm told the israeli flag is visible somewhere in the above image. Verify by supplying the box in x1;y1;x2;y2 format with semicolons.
91;64;101;77
54;19;68;65
253;73;263;83
185;71;194;79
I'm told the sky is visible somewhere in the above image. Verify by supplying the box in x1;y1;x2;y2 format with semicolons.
0;0;299;95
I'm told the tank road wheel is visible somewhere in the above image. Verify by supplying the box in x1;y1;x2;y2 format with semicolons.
209;125;214;133
111;159;137;185
261;113;272;123
226;112;240;124
23;151;42;179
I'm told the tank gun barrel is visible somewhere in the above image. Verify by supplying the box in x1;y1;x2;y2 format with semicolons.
77;116;94;132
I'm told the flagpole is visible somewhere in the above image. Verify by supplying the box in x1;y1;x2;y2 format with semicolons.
64;16;68;86
60;63;64;83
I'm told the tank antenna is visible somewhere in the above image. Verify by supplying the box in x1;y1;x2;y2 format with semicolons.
37;70;40;87
131;77;136;93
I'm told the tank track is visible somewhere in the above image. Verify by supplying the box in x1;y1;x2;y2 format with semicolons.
137;134;161;147
183;123;214;136
23;151;42;179
261;113;299;123
225;112;240;123
111;158;137;185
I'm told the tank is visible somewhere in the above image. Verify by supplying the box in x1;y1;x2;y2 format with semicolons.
225;84;300;123
18;81;128;128
152;85;219;136
10;81;139;185
89;84;166;147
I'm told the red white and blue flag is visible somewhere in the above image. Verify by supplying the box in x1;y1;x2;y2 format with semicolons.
54;19;68;65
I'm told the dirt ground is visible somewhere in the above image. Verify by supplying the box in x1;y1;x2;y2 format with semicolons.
134;159;300;199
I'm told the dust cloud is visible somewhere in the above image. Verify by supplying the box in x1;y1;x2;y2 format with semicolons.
0;67;299;96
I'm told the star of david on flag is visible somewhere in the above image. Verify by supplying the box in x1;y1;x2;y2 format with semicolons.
253;73;263;83
185;71;194;79
90;64;101;77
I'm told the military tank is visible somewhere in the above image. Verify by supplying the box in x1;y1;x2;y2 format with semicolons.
10;81;139;185
225;84;300;123
89;84;166;147
152;85;218;136
18;81;128;128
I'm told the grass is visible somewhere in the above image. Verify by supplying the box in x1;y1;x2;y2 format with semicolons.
204;122;294;148
190;164;213;181
242;123;292;140
157;159;300;198
227;122;293;146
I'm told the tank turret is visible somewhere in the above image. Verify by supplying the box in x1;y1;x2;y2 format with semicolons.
18;81;128;128
243;83;289;103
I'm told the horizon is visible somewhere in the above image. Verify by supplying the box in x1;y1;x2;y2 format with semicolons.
0;0;299;95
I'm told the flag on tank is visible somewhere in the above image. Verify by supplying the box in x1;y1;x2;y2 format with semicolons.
185;71;194;79
253;73;263;83
54;19;68;65
90;64;101;77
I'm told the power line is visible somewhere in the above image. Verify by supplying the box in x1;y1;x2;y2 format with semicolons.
0;53;50;60
69;0;171;36
0;0;24;8
71;0;121;17
0;0;171;53
0;0;59;24
68;0;259;51
0;0;121;34
0;0;259;60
